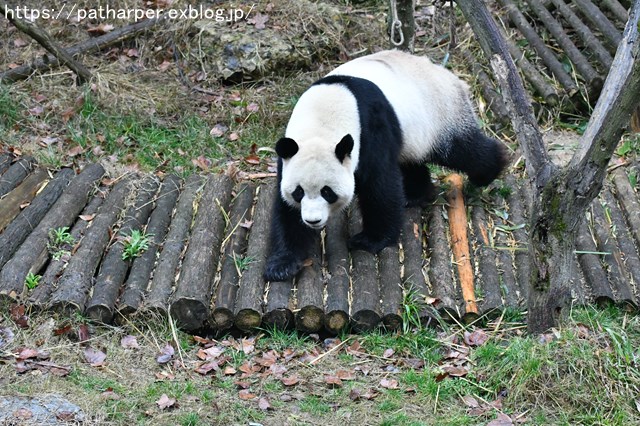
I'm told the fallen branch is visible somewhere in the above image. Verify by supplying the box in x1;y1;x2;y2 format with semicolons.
445;174;478;318
0;3;92;84
0;17;163;83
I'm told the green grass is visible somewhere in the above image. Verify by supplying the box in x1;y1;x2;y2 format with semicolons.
63;91;281;173
121;229;153;261
0;85;22;131
24;272;41;290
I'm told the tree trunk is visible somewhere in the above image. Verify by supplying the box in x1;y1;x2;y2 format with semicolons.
389;0;415;52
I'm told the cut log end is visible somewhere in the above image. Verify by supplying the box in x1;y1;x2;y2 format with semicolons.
263;308;294;331
169;299;208;331
324;310;349;335
381;313;403;331
351;310;381;333
295;305;324;334
85;304;114;324
211;308;235;331
234;309;262;332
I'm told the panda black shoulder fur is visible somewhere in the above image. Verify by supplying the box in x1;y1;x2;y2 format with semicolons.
264;50;507;282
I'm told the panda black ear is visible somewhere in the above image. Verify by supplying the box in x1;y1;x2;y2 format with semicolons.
335;135;354;163
275;137;299;159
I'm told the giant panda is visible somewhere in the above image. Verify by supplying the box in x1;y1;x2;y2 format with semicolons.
264;50;507;282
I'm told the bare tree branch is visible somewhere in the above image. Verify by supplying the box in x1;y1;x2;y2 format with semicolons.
456;0;553;188
0;3;92;84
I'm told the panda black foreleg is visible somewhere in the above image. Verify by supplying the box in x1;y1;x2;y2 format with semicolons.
348;168;405;253
401;162;437;207
264;195;317;281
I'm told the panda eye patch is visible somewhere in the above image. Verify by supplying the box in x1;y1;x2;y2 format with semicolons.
321;186;338;204
292;186;304;203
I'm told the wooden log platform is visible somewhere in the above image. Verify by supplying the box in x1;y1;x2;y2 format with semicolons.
465;0;627;118
3;156;640;334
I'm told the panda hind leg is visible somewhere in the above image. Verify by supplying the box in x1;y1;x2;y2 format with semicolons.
401;162;437;207
348;172;405;253
441;129;508;187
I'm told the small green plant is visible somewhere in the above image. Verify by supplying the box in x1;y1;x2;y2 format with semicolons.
232;253;254;275
24;272;41;290
121;229;152;260
47;226;75;260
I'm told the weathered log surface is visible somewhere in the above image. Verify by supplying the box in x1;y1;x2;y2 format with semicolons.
118;175;182;317
144;174;202;313
0;168;48;231
169;175;233;331
86;176;160;323
48;177;129;314
213;183;257;331
0;163;104;301
2;157;640;332
0;168;75;270
234;182;276;331
0;156;35;198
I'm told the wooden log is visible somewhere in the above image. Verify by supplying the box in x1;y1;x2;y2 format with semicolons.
212;183;256;331
491;192;520;309
0;168;48;232
570;254;588;305
1;17;164;83
549;0;614;68
401;207;436;326
497;0;579;94
601;0;630;23
602;190;640;300
445;174;478;322
470;205;503;317
591;198;637;309
426;204;460;321
234;182;276;331
611;168;640;251
48;177;129;314
575;218;615;306
0;168;75;270
0;163;104;301
144;175;202;313
169;175;233;331
28;188;106;308
348;205;381;332
294;237;324;333
323;211;351;334
86;176;160;323
0;153;14;176
461;50;511;125
379;245;403;330
500;25;560;105
527;0;603;93
0;156;35;198
117;175;182;318
263;280;294;331
573;0;623;51
0;4;92;83
505;175;531;303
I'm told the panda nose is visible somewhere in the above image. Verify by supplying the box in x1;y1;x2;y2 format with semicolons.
306;219;321;225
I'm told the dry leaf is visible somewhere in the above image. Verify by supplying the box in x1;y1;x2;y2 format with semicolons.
120;335;139;349
324;375;343;387
335;369;355;380
87;23;114;34
380;378;399;389
79;214;96;221
248;13;269;29
487;413;514;426
156;343;175;364
258;397;271;411
83;346;107;366
156;394;176;410
461;395;480;408
78;324;90;343
464;329;489;347
14;38;28;47
382;348;395;358
281;375;300;386
238;389;256;400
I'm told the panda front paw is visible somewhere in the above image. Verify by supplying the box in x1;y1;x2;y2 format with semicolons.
348;232;396;254
263;254;303;282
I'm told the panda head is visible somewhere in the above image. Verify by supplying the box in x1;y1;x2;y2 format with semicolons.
276;135;355;229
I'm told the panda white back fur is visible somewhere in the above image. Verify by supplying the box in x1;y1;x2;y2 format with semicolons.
265;50;507;282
